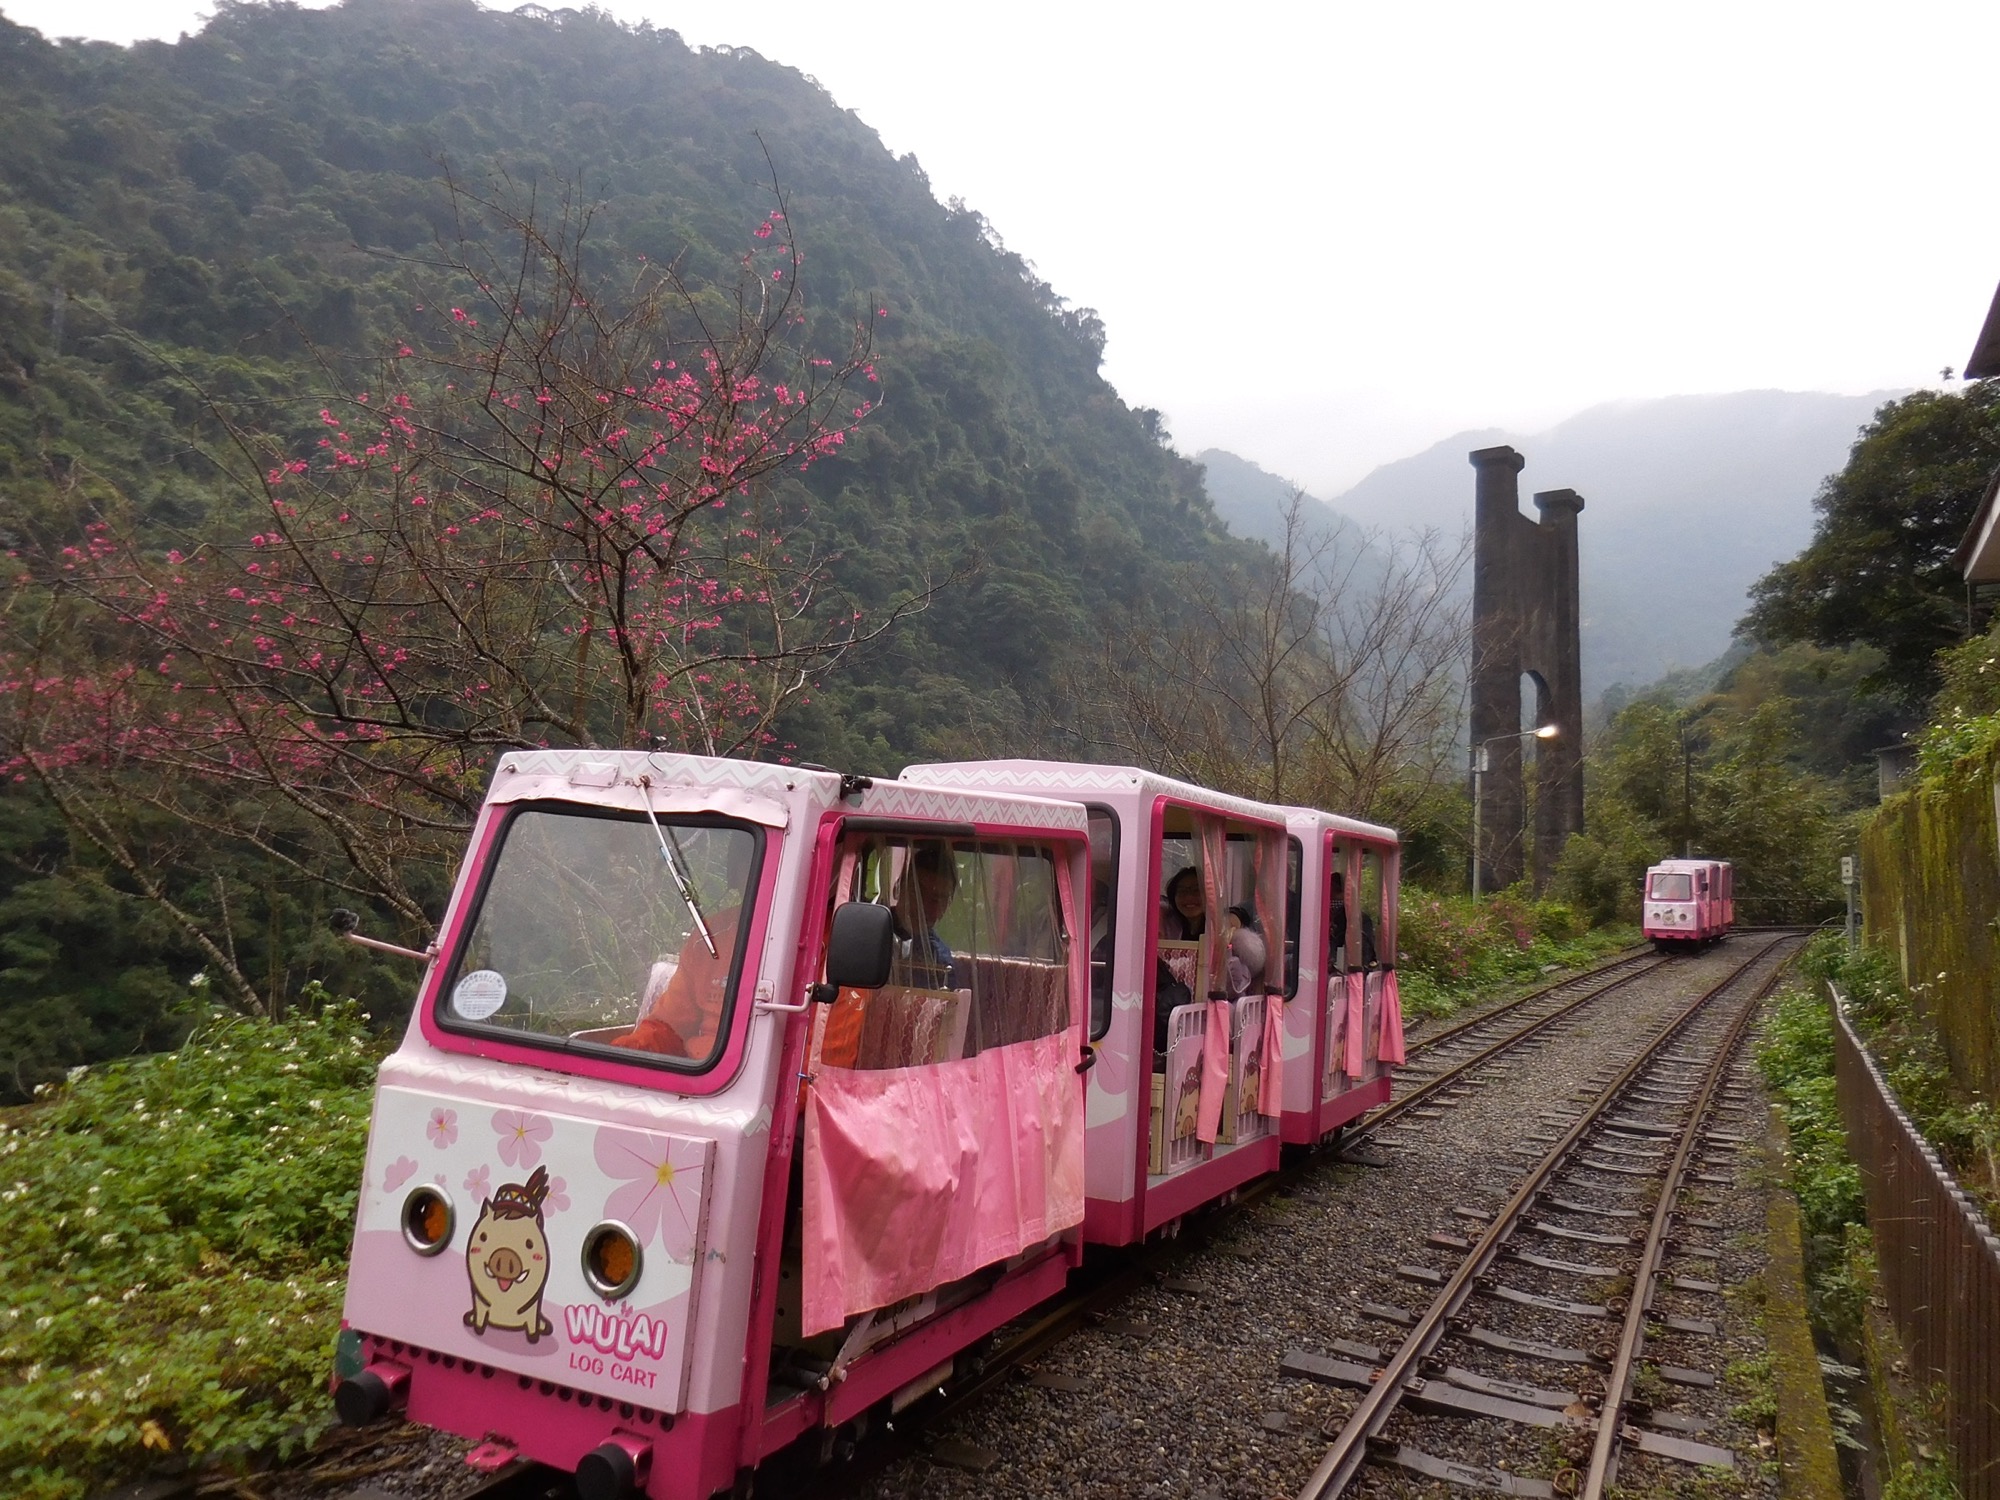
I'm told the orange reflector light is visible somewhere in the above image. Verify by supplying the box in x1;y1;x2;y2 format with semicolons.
401;1186;454;1256
582;1222;643;1299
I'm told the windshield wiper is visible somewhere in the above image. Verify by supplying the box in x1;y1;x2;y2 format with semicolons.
637;778;718;957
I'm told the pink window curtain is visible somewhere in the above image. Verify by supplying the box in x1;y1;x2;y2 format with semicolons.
1253;831;1287;1117
1195;814;1232;1143
801;1031;1083;1335
1342;969;1367;1078
798;844;1087;1337
1377;970;1407;1065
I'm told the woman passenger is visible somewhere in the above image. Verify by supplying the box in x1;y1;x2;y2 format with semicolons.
1160;866;1206;940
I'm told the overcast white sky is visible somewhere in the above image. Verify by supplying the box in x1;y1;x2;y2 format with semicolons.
9;0;1999;493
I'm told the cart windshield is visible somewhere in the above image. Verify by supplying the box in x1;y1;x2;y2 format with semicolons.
1649;871;1693;901
438;805;760;1071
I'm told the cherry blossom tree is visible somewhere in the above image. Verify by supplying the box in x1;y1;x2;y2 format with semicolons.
1;183;923;1008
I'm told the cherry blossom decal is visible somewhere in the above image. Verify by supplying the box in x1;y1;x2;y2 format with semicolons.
493;1109;552;1168
594;1126;708;1260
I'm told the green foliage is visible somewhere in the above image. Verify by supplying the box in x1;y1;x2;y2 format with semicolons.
1755;963;1868;1340
1743;383;2000;706
1911;622;2000;786
1882;1452;1964;1500
1394;886;1630;1019
0;996;386;1498
1724;1352;1778;1431
1561;667;1858;925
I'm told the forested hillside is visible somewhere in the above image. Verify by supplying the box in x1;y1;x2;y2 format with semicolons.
0;0;1258;1094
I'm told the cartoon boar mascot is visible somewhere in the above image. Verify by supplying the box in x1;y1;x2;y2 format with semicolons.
1174;1064;1202;1143
464;1164;555;1342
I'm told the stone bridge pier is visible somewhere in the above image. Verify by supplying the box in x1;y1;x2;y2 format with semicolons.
1469;445;1585;894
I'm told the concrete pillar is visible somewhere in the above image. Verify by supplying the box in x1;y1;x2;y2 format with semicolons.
1532;488;1586;889
1470;446;1527;892
1466;449;1587;896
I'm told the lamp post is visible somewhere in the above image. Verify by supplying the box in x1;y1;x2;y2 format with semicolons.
1471;724;1559;898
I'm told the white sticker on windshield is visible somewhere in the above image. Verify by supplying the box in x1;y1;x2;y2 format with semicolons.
451;969;508;1021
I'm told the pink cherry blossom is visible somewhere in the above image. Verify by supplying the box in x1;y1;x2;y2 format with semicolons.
426;1107;458;1148
383;1155;418;1193
464;1164;492;1202
493;1109;552;1168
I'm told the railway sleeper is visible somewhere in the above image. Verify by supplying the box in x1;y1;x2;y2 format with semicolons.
1477;1283;1615;1318
1623;1423;1737;1469
1541;1196;1640;1219
1402;1377;1593;1429
1454;1322;1612;1368
1506;1249;1618;1277
1365;1438;1559;1497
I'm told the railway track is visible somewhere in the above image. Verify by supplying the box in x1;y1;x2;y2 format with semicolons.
1288;933;1802;1500
1354;952;1669;1148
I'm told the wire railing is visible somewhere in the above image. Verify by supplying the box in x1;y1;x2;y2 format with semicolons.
1828;982;2000;1500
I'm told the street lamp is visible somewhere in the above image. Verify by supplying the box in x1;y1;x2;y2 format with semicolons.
1471;724;1559;898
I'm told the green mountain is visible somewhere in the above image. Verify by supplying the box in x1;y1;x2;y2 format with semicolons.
0;0;1253;1093
0;0;1243;755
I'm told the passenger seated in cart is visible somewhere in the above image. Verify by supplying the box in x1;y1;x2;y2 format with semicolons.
892;841;964;989
1153;895;1267;1063
1160;866;1207;941
1151;956;1195;1063
613;849;751;1060
1223;904;1266;996
1327;874;1377;970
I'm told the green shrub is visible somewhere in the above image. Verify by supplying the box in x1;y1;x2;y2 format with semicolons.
0;995;386;1499
1394;886;1634;1016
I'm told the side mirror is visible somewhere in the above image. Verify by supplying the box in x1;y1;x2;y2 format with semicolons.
825;902;896;990
328;906;434;964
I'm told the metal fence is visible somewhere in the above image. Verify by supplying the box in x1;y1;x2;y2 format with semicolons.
1828;982;2000;1500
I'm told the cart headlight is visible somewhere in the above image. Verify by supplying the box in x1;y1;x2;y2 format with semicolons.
582;1221;643;1299
401;1185;455;1256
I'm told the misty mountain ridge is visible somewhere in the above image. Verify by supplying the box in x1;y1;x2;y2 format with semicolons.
1200;389;1903;697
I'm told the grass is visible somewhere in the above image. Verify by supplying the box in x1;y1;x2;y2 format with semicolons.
0;993;386;1500
1754;964;1870;1344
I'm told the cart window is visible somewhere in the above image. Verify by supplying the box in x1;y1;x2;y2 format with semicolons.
815;834;1074;1071
1087;808;1119;1041
1357;848;1383;971
439;806;759;1071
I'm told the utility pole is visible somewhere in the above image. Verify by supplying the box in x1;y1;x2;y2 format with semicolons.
1681;721;1693;859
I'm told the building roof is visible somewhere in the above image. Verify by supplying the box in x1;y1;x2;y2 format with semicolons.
1952;465;2000;583
1969;280;2000;380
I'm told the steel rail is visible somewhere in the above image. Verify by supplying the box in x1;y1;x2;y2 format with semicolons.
1578;954;1793;1499
1347;954;1669;1145
1398;951;1660;1063
1295;934;1799;1500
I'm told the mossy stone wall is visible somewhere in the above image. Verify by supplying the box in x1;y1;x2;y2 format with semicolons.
1860;752;2000;1098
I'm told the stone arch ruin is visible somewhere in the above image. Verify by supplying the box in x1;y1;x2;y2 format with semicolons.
1469;445;1585;893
